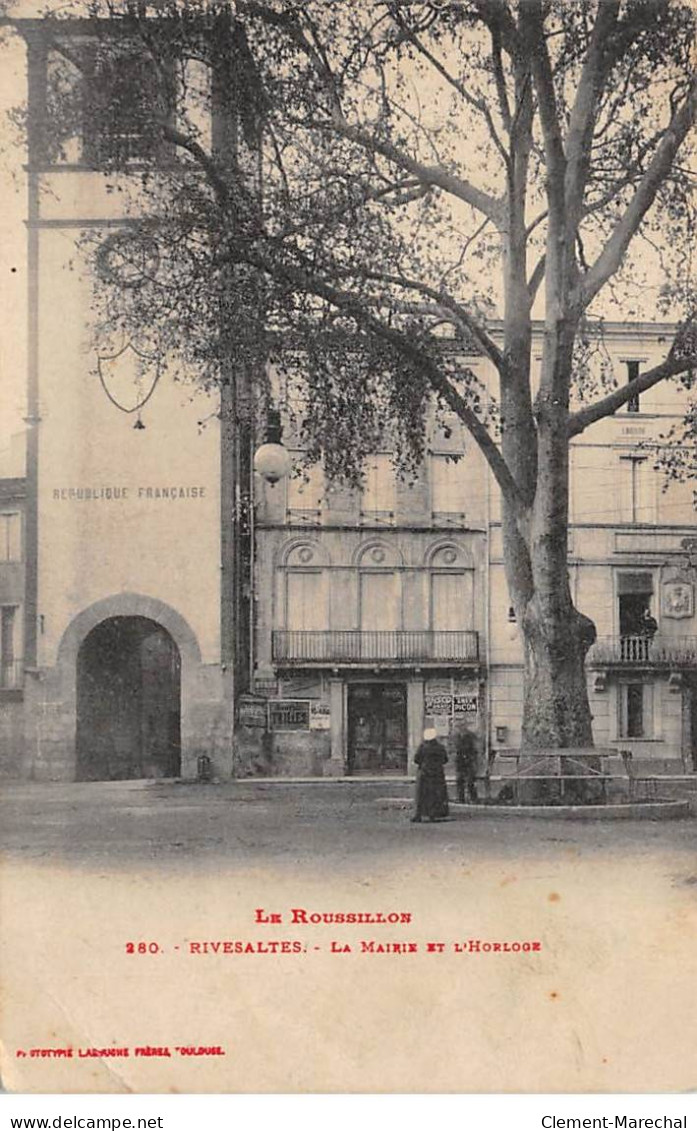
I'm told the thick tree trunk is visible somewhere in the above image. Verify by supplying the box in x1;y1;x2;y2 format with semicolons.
496;86;597;752
520;599;596;749
503;499;597;751
501;345;597;751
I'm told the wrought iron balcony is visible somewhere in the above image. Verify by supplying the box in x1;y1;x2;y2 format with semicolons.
272;630;479;666
359;510;394;527
0;659;23;690
588;635;697;668
286;507;322;526
432;510;467;528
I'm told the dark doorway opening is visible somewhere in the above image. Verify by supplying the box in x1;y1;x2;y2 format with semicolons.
618;576;656;663
619;593;653;636
347;683;407;775
76;616;181;781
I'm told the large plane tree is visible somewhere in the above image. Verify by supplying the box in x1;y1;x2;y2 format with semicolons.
22;0;697;748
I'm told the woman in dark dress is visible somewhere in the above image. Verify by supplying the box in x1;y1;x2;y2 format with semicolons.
411;728;449;822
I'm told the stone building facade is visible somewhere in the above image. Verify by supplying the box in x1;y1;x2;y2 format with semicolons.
484;322;697;774
245;415;489;777
14;18;232;782
248;322;697;778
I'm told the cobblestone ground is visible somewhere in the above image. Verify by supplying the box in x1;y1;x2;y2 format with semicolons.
1;777;697;871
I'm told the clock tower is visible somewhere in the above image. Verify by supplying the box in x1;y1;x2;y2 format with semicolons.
15;18;233;781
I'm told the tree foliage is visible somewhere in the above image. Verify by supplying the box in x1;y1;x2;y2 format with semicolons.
36;1;693;482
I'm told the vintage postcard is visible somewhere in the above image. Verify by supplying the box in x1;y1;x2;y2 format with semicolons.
1;0;697;1095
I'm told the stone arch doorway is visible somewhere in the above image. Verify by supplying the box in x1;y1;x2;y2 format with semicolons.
76;616;181;781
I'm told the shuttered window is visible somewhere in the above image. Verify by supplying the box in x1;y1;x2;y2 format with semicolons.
431;573;473;631
431;455;467;517
360;572;400;631
0;513;21;562
362;456;395;519
286;572;325;631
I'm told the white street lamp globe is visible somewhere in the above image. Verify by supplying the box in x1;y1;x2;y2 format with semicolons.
254;441;292;485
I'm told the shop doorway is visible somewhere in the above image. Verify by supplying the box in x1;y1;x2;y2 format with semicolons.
76;616;181;780
347;683;407;775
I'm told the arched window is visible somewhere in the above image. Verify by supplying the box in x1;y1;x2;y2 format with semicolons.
356;542;402;631
283;542;328;631
427;544;474;632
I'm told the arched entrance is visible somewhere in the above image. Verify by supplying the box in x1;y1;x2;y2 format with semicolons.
76;616;181;780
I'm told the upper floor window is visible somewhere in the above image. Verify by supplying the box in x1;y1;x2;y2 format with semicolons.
625;360;641;414
617;572;657;661
286;571;326;632
0;513;21;562
431;454;467;527
357;542;402;632
282;541;328;632
361;456;395;526
618;572;654;631
360;571;400;632
618;455;656;524
431;573;473;632
83;49;174;167
287;462;324;526
428;545;474;633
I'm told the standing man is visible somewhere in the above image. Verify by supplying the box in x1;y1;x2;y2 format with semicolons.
455;724;479;804
640;608;658;639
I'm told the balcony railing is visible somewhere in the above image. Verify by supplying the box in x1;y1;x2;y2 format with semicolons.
0;659;23;689
272;629;479;666
286;507;322;526
432;510;467;528
588;635;697;668
359;510;394;527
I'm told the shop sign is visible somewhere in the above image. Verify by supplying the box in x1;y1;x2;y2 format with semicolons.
237;696;267;729
268;700;311;731
425;693;453;716
254;678;278;697
454;694;478;716
310;703;331;731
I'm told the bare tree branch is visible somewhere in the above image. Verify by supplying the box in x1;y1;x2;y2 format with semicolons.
519;0;566;215
324;110;505;223
527;254;546;302
563;0;621;227
334;266;505;371
580;80;697;308
158;119;231;207
390;7;510;168
568;344;697;437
